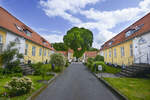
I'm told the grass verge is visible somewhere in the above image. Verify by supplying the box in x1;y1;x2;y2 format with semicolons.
103;77;150;100
0;75;53;100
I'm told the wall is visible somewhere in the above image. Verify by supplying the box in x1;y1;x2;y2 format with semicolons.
5;32;25;54
104;40;133;66
133;32;150;64
24;40;52;64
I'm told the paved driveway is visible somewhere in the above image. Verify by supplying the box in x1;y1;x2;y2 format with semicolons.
35;63;120;100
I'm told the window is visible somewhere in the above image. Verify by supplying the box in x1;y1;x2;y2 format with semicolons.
48;51;51;56
114;48;117;57
120;47;125;57
109;49;111;57
109;41;113;45
32;46;36;56
15;24;23;31
25;44;28;55
24;29;31;37
0;35;3;43
105;51;107;58
138;37;146;45
44;50;47;56
130;44;133;56
39;48;42;56
125;24;144;37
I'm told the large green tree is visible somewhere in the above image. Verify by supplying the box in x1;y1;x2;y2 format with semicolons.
63;27;93;59
52;42;68;51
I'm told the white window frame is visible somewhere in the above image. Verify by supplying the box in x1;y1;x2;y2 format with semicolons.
39;48;42;56
32;46;36;56
44;50;47;56
114;48;117;57
25;44;28;55
109;49;111;57
120;47;125;57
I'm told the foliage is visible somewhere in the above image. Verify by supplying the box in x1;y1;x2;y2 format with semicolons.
87;47;99;51
31;62;44;75
50;53;66;71
0;75;53;100
92;61;121;73
4;77;33;96
65;59;69;67
0;42;23;74
52;42;68;51
63;27;93;59
104;78;150;100
87;58;94;69
94;55;104;62
40;64;51;80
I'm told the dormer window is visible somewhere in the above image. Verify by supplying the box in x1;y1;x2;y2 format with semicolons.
125;24;144;37
14;24;23;31
138;37;146;45
24;29;32;37
109;41;113;45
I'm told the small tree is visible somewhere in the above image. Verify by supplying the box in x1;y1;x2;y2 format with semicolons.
94;55;104;62
0;41;23;74
50;53;66;72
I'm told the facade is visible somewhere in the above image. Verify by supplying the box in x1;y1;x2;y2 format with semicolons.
100;12;150;67
133;33;150;64
0;7;54;65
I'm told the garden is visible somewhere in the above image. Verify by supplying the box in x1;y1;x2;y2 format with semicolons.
85;55;121;74
0;42;69;100
85;55;150;100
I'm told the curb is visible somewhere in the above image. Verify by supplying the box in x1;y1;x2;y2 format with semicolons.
95;74;128;100
27;68;67;100
84;65;128;100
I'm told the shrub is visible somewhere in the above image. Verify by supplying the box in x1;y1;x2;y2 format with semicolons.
31;62;43;75
4;77;33;96
87;58;94;69
94;55;104;62
65;59;69;67
40;64;51;80
9;73;23;77
50;53;66;71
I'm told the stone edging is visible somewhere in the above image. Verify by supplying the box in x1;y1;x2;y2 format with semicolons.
83;64;128;100
27;69;66;100
93;72;128;100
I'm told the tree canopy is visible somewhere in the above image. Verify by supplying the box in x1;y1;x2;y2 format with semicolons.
63;27;93;58
52;42;68;51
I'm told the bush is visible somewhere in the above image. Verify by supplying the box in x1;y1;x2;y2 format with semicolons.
92;61;121;74
4;77;33;96
94;55;104;62
31;62;43;75
87;58;94;69
50;53;66;72
9;73;23;77
65;59;69;67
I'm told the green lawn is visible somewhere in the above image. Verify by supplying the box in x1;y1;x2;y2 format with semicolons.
104;77;150;100
0;75;53;100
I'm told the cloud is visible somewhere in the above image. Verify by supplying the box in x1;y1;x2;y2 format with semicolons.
39;0;150;48
39;0;100;24
42;34;64;43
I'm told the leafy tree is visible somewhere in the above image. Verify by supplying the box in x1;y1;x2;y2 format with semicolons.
87;47;99;51
63;27;93;59
52;42;68;51
50;53;66;72
0;41;23;74
94;55;104;62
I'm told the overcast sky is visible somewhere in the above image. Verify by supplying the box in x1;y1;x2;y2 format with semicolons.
0;0;150;49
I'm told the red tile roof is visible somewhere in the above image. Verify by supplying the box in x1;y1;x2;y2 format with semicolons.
56;51;68;56
85;51;98;58
101;12;150;50
0;6;54;50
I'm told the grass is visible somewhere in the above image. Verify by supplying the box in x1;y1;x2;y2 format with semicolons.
103;77;150;100
0;75;53;100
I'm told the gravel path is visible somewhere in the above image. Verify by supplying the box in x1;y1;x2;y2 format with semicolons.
35;63;120;100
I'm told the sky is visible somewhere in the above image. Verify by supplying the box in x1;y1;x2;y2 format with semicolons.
0;0;150;49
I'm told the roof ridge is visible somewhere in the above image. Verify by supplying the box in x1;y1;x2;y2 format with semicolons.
102;12;150;45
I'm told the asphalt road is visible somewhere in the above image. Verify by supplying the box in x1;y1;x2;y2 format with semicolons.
35;63;120;100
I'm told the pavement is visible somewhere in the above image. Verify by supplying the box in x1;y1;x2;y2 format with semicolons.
95;73;119;78
35;63;120;100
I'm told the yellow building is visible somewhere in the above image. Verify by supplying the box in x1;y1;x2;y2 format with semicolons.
101;13;150;67
103;40;133;66
0;7;54;65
